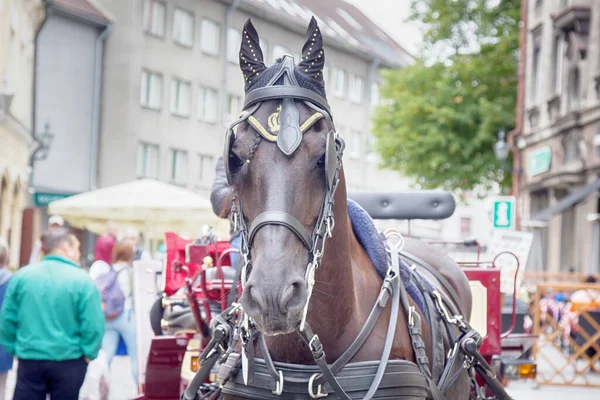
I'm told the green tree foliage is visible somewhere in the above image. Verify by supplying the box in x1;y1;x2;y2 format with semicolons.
372;0;520;192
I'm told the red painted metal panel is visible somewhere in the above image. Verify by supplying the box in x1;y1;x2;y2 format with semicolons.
162;232;232;296
143;336;189;400
463;267;502;356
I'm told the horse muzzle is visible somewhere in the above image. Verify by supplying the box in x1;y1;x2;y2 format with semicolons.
241;276;308;335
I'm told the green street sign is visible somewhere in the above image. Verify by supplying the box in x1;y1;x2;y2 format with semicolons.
34;192;74;207
493;196;516;230
528;146;552;176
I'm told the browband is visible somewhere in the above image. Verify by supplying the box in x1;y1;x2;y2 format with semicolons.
243;86;332;118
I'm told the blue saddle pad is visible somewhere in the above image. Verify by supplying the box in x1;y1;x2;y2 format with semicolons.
347;199;427;316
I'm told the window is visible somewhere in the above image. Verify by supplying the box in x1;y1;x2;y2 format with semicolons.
198;154;214;182
460;217;472;240
552;35;564;93
568;68;580;111
350;130;361;158
197;86;217;123
140;70;163;109
333;67;346;98
259;38;269;60
173;8;194;47
137;143;159;178
170;149;189;185
226;94;241;123
366;135;378;163
227;28;241;64
272;45;290;63
531;41;542;105
349;74;364;103
370;82;380;105
143;0;165;38
170;78;191;117
200;19;220;55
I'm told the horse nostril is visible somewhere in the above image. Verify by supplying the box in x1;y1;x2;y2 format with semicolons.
243;284;267;315
280;279;307;314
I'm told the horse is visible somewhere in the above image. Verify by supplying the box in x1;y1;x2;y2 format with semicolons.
219;17;473;400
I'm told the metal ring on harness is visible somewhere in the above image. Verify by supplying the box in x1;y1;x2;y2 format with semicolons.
383;229;405;253
308;373;329;398
272;370;284;395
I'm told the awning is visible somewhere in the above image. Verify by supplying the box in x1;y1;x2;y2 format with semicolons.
532;178;600;222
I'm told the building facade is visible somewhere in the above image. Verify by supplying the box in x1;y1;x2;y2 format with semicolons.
0;0;45;267
93;0;413;193
517;0;600;273
28;0;111;262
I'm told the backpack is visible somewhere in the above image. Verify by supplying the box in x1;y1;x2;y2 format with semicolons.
95;266;126;320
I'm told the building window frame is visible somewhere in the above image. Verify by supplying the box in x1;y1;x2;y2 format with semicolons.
530;29;543;106
226;94;241;124
170;77;192;117
333;67;346;98
169;148;189;185
198;154;214;183
200;18;220;56
140;69;163;110
197;86;218;123
172;7;194;48
551;34;564;94
226;28;241;64
143;0;166;38
349;74;364;104
137;142;159;179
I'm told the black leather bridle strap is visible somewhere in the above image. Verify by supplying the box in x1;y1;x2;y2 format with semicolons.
400;251;465;318
248;211;313;250
243;86;332;117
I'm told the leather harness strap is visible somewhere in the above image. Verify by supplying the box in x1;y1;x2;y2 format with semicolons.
243;86;332;117
400;251;465;318
248;211;313;250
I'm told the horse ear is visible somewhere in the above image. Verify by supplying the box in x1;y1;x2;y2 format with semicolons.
240;19;267;87
298;16;325;82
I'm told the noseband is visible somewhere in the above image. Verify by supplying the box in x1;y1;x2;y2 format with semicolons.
224;55;345;329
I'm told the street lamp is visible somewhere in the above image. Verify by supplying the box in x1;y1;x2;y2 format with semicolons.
29;122;54;166
494;128;510;171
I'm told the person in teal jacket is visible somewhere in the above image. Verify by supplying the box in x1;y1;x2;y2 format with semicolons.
0;236;13;400
0;227;105;400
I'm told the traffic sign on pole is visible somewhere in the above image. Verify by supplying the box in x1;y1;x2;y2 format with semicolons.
492;196;516;230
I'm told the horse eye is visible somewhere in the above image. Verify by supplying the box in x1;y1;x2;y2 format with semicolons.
229;151;245;175
316;154;326;169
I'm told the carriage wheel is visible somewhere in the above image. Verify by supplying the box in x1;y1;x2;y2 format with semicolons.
150;296;164;336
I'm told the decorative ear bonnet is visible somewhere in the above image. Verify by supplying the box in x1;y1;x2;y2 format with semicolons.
225;17;342;187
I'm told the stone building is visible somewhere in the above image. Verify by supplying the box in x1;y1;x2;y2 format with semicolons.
516;0;600;273
0;0;45;267
93;0;413;197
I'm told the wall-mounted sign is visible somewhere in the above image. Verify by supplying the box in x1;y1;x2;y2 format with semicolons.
492;196;516;230
528;146;552;176
34;192;74;207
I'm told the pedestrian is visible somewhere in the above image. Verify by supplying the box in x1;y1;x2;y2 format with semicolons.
94;221;118;264
97;242;138;389
124;228;151;261
0;237;13;400
0;228;105;400
28;215;64;264
210;156;242;269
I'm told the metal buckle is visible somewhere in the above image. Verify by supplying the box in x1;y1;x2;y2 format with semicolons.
308;334;321;353
408;306;416;327
272;370;284;395
309;373;328;398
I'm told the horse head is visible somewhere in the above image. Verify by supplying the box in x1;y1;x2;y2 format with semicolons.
225;17;344;335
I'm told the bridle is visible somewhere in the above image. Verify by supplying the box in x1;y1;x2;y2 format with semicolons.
224;55;345;332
